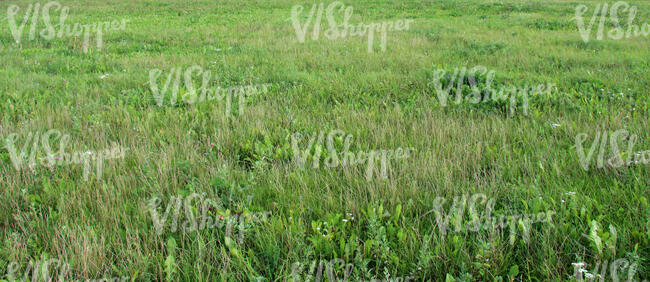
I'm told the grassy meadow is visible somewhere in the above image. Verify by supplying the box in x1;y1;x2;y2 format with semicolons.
0;0;649;280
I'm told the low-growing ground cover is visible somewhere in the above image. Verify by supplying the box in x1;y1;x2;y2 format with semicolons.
0;0;648;280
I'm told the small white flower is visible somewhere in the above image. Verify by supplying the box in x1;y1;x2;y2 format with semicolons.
342;219;348;222
551;123;561;128
572;262;585;267
99;74;110;79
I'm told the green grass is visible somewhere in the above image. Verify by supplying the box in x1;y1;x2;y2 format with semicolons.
0;0;649;280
